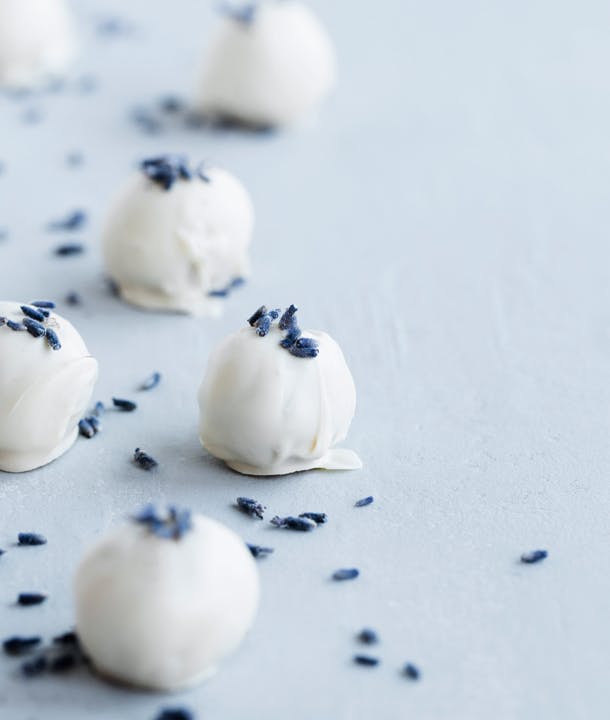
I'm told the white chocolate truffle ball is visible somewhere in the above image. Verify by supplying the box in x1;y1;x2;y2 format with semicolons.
0;0;75;88
197;1;337;127
74;507;260;691
0;301;97;473
102;157;254;316
198;306;362;475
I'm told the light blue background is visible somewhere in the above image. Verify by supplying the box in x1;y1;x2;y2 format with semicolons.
0;1;609;718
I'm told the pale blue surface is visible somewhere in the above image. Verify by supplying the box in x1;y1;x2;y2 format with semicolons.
0;1;609;718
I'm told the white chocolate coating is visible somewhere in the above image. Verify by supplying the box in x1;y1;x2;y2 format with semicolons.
198;324;362;475
197;1;337;127
0;0;75;88
102;167;254;316
74;514;260;691
0;301;97;473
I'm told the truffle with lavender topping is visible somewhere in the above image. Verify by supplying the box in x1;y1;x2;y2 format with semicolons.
74;505;259;691
0;301;97;472
196;1;337;128
102;155;254;316
198;305;361;475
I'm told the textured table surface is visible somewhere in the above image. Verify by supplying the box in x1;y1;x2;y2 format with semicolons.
1;1;609;718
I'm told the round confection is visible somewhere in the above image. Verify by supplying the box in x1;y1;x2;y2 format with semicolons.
196;1;337;128
0;301;98;472
102;157;254;316
74;508;260;691
0;0;75;88
198;306;362;475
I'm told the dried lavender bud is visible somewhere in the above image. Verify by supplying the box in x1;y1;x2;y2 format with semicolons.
45;328;61;351
270;516;317;532
220;2;257;25
93;401;105;416
355;496;374;507
17;592;47;606
247;543;274;559
54;242;85;256
141;156;192;191
18;533;46;546
50;653;77;672
236;497;266;520
21;655;47;677
403;662;421;680
78;418;95;438
298;512;328;525
3;636;42;656
31;300;56;309
53;631;79;646
23;318;46;338
87;415;101;433
332;568;359;581
520;549;548;564
133;448;158;470
20;305;46;322
357;628;379;645
248;305;267;326
65;291;82;306
353;655;380;667
156;708;195;720
289;336;319;358
133;505;192;540
279;325;301;348
139;371;161;391
47;210;87;232
279;304;298;331
113;397;137;411
6;320;24;331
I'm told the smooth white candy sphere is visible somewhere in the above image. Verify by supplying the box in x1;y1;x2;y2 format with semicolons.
198;324;362;475
102;166;254;316
0;301;98;472
74;513;260;691
197;1;338;127
0;0;76;88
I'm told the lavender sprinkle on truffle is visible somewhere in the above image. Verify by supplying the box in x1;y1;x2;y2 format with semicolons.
3;636;42;656
113;397;137;411
332;568;359;581
18;533;46;546
23;318;46;337
31;301;56;309
520;549;548;564
355;496;374;507
133;448;158;470
133;505;192;540
17;592;47;606
21;305;46;322
236;497;266;520
7;320;25;331
45;328;61;351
